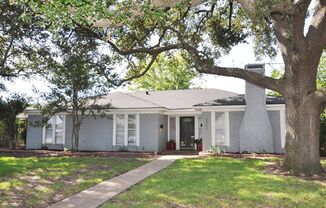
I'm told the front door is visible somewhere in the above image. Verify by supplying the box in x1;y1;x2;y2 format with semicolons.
180;117;195;149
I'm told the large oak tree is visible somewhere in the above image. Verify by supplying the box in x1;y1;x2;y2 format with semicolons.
20;0;326;176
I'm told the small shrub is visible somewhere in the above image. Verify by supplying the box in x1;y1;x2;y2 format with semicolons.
118;146;129;152
41;146;49;150
193;138;202;144
208;145;225;154
256;149;267;154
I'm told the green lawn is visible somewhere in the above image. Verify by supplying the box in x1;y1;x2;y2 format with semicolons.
102;157;326;208
0;155;149;208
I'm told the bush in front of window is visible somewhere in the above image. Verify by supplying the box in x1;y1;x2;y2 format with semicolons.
118;146;129;152
208;145;225;154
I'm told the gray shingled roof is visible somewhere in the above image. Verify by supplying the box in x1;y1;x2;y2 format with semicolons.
95;92;162;109
130;89;237;109
195;94;284;106
96;89;237;110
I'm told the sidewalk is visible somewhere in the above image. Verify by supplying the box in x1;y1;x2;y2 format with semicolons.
48;155;197;208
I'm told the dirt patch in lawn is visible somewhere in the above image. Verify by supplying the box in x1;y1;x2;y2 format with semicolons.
0;151;152;208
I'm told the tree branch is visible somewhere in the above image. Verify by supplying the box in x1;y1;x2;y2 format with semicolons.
0;38;14;69
79;24;182;56
270;9;294;52
181;42;282;92
116;53;159;86
292;0;311;42
235;0;255;19
199;65;282;93
162;25;282;92
306;0;326;53
315;88;326;104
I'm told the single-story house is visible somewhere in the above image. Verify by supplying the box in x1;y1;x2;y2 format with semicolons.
25;64;286;153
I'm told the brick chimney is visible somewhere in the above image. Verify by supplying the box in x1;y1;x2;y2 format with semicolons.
239;64;273;153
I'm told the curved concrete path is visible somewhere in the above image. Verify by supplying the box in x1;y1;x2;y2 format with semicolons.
48;155;197;208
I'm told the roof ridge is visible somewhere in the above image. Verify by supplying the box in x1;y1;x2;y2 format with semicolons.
129;88;234;93
124;92;165;108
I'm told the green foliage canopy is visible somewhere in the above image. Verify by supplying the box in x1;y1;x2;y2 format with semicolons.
129;53;199;91
0;94;29;149
16;0;250;83
39;29;114;118
0;1;51;88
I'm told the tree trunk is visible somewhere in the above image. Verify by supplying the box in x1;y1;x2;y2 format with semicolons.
281;96;324;176
75;124;80;150
9;135;16;150
71;112;78;151
71;109;81;151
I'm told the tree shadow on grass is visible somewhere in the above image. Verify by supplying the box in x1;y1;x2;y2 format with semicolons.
104;157;326;208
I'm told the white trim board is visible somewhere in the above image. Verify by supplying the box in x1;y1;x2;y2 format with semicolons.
176;116;180;150
195;104;285;112
26;104;285;116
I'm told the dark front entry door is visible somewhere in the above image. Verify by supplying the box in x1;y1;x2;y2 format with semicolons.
180;117;195;149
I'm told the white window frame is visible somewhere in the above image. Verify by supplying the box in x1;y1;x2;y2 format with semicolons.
127;114;138;145
114;114;125;145
42;115;66;145
280;110;286;148
211;111;230;147
113;113;140;146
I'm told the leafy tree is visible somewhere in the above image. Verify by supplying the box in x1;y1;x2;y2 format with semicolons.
0;94;29;149
0;1;50;89
129;53;199;91
39;30;113;150
268;70;283;96
19;0;326;175
317;52;326;156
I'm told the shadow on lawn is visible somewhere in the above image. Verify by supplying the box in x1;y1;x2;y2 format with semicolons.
106;157;326;208
0;156;148;208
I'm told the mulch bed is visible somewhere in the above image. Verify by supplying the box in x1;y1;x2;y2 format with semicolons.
0;148;156;158
201;152;286;159
1;148;325;160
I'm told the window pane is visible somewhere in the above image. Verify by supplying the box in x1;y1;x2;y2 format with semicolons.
128;130;136;144
116;114;125;144
215;112;225;145
55;115;64;144
128;114;136;129
116;129;124;144
45;121;53;144
128;114;137;144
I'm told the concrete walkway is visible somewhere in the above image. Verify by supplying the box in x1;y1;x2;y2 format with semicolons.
48;155;196;208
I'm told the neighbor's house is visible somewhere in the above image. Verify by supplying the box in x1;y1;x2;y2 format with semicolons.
25;64;286;153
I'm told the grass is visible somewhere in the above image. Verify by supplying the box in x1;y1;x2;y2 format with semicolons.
102;157;326;208
0;155;149;208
